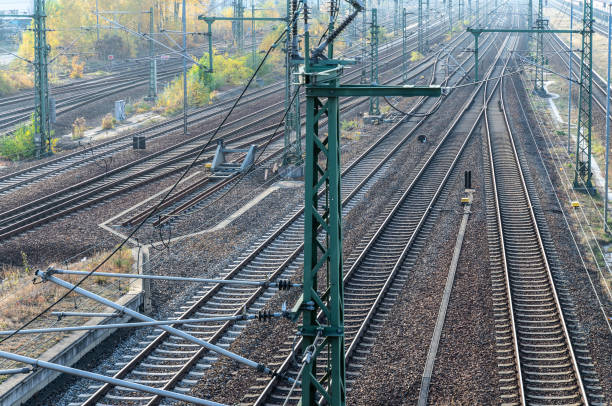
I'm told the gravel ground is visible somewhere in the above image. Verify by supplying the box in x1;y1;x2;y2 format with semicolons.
20;91;416;404
347;132;499;406
5;27;506;404
506;72;612;402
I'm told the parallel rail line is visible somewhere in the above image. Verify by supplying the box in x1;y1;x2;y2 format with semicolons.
68;17;504;406
483;39;604;404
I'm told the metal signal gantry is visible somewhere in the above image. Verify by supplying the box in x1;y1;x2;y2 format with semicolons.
295;0;441;405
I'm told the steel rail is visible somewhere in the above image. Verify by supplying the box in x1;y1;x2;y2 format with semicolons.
485;44;588;404
0;20;464;241
251;23;512;406
0;13;428;195
0;13;435;196
76;21;489;406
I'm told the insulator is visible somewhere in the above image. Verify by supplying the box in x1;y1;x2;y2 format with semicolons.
257;310;273;320
277;279;291;290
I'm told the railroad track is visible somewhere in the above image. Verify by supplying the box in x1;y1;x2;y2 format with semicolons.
481;35;606;405
65;14;506;406
250;22;513;406
0;15;465;240
0;35;263;131
0;13;424;197
546;32;611;123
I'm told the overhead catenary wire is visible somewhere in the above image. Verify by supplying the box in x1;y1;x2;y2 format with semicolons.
0;4;303;348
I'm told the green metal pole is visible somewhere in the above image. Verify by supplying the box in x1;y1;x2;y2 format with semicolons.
418;0;423;53
284;0;302;165
369;8;380;116
528;0;532;29
425;0;429;49
403;8;409;82
251;0;255;66
474;32;478;82
448;0;453;33
208;21;213;71
574;0;594;190
33;0;50;158
146;7;157;101
534;0;544;92
394;0;398;34
361;0;368;83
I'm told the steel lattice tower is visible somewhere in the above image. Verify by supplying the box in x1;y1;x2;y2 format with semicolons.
232;0;245;51
574;0;594;189
418;0;424;53
403;8;409;82
284;0;303;164
33;0;50;158
534;0;545;93
369;8;380;116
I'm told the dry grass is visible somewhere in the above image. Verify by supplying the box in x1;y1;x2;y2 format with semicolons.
545;7;610;77
101;113;116;130
0;248;134;332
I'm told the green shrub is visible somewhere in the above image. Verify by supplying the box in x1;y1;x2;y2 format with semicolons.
0;118;36;161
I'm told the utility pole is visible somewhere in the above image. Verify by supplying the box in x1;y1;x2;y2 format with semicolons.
33;0;51;158
403;8;409;82
448;0;453;32
298;1;441;405
182;0;188;136
458;0;463;23
418;0;424;53
394;0;399;34
145;7;157;102
368;8;380;119
96;0;100;42
468;0;471;22
360;0;368;83
425;0;429;49
534;0;545;93
251;0;255;66
604;1;610;231
528;0;532;32
284;0;302;165
232;0;245;51
574;0;594;190
567;0;573;153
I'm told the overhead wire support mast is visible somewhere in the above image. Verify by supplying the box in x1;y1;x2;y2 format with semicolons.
403;8;409;82
534;0;546;94
297;0;441;403
368;8;380;120
575;0;595;191
144;6;157;102
418;0;424;54
4;0;52;158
